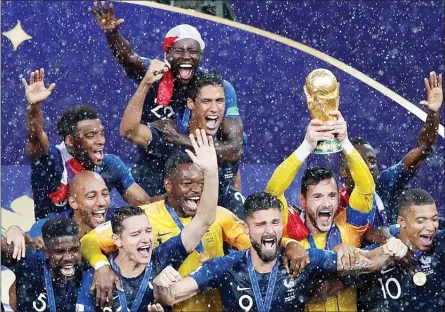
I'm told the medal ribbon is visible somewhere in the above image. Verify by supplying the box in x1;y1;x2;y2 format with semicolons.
247;250;279;312
111;258;152;312
165;201;205;253
42;260;57;312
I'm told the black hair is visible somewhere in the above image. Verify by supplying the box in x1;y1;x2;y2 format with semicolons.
111;205;146;235
188;71;224;101
244;192;282;218
301;166;337;197
57;105;100;138
164;151;193;178
42;217;79;246
340;137;371;168
398;188;435;217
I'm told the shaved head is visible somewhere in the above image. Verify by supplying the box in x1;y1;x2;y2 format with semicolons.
68;171;110;233
69;171;104;195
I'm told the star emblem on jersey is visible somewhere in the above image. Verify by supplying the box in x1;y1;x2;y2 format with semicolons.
2;20;32;51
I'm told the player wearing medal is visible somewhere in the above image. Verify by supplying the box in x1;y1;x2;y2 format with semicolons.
23;68;153;220
89;1;244;198
120;64;246;218
152;192;400;312
76;129;219;311
338;72;443;227
355;188;444;312
2;217;82;312
265;112;376;311
81;130;307;311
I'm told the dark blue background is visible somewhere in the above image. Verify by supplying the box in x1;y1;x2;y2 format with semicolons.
1;1;444;215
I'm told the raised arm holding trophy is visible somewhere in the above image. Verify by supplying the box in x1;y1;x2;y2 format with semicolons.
304;68;342;154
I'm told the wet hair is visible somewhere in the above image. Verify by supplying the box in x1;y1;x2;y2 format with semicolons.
301;167;337;197
398;188;435;217
57;105;100;138
42;217;79;246
188;71;224;101
244;192;282;218
164;151;193;178
340;137;371;168
111;205;146;235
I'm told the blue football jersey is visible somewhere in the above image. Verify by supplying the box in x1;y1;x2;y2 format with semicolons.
190;248;338;312
356;230;445;312
77;235;188;312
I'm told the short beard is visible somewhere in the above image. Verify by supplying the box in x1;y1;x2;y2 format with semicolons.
250;237;281;263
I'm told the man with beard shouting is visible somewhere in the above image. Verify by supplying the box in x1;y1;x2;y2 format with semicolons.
152;192;400;312
265;112;376;311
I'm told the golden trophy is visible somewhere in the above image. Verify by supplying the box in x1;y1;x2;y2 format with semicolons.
304;68;342;154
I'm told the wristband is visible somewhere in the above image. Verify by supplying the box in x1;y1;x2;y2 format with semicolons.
341;138;354;154
284;239;299;247
94;261;111;270
294;139;314;162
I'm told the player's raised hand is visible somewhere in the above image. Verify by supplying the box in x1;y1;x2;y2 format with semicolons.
22;68;55;105
327;111;347;144
88;0;124;32
185;129;218;173
420;71;443;112
304;119;335;149
142;59;169;85
5;225;26;260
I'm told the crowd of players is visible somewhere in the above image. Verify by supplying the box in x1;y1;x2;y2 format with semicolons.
1;1;444;311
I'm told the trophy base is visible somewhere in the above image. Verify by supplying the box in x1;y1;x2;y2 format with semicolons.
314;138;343;154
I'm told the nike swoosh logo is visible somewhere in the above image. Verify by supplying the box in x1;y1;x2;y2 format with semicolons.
158;232;172;236
237;286;251;291
381;267;396;274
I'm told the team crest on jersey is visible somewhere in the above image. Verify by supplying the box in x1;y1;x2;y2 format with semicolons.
283;278;297;303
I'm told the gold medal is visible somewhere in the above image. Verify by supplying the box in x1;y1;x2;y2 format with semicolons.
413;272;427;286
197;251;211;263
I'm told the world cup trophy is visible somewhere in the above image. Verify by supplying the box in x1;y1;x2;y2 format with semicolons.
304;68;342;154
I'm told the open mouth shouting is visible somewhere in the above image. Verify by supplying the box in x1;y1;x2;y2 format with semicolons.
177;63;194;81
261;236;277;252
317;208;333;227
137;245;152;258
92;208;107;225
60;264;76;278
183;195;201;213
205;115;219;131
92;148;104;164
418;233;435;249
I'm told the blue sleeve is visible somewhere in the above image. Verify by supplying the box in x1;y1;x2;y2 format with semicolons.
76;269;97;312
346;207;372;227
152;235;190;272
190;253;241;292
307;248;338;272
389;224;401;236
27;218;48;239
105;155;135;195
439;217;444;231
223;80;240;119
30;145;63;185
